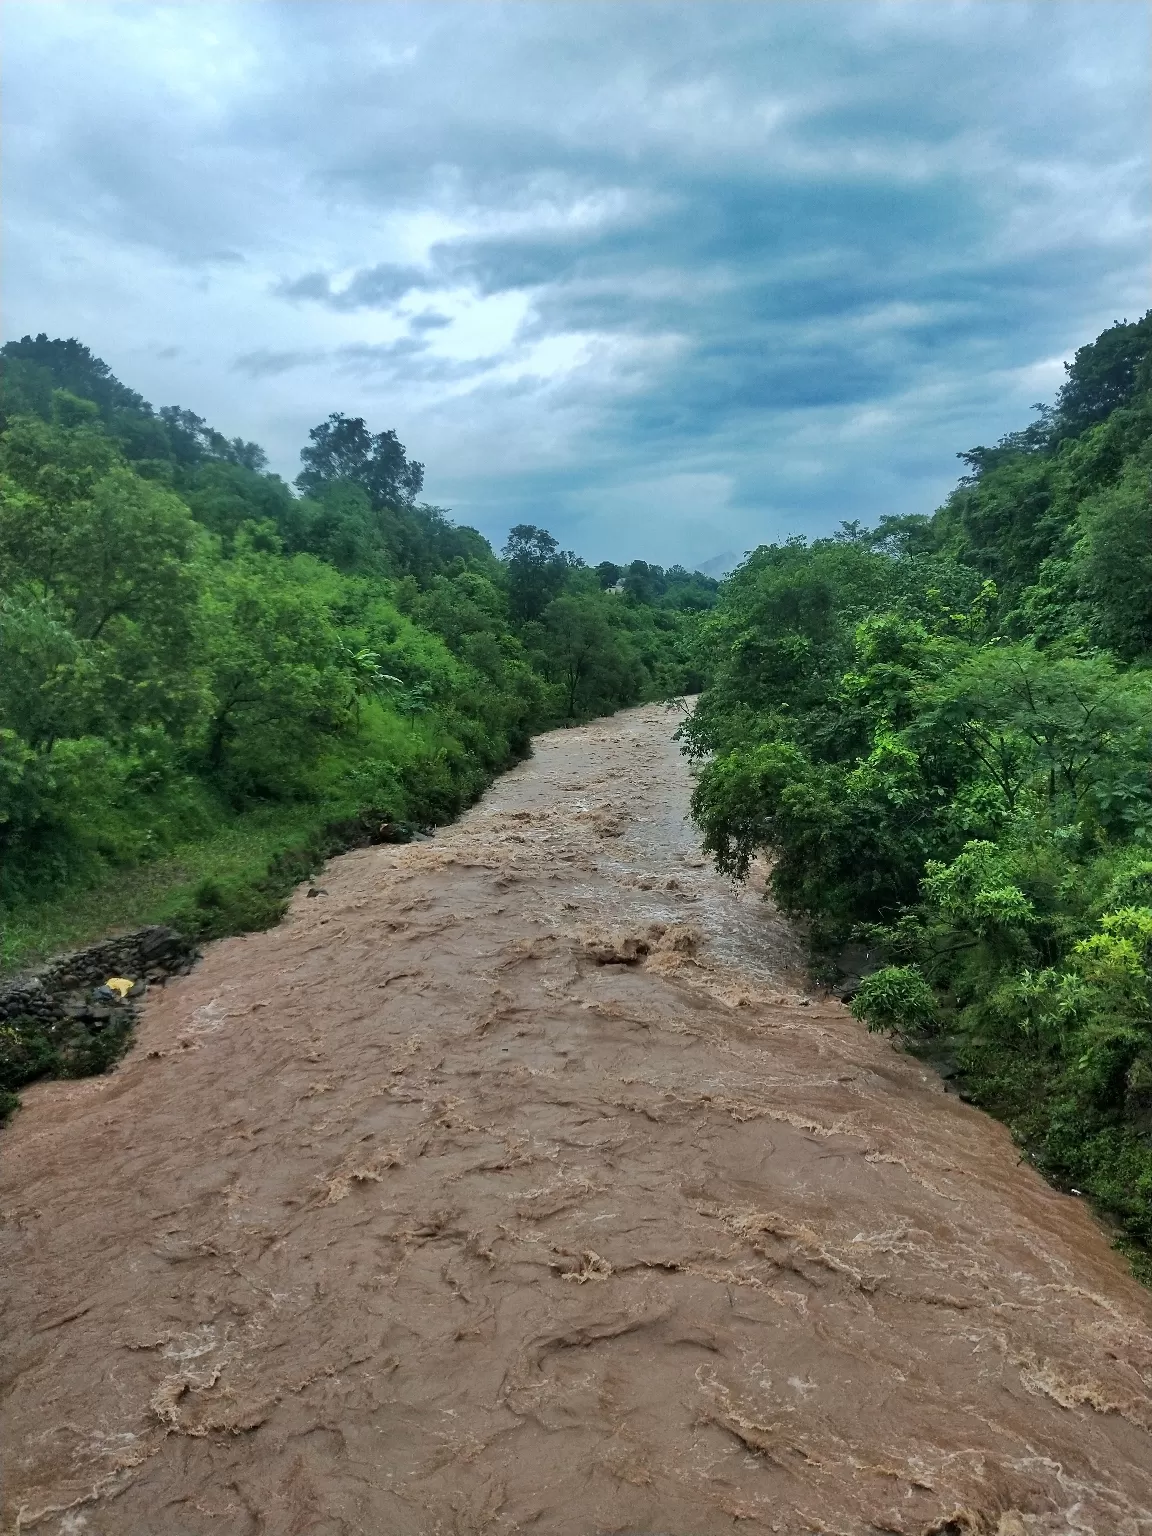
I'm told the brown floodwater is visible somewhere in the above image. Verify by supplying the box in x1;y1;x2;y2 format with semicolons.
3;702;1151;1535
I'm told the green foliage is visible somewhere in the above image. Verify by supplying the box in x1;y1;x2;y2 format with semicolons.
1055;313;1152;436
297;411;424;507
180;460;299;547
503;524;576;622
690;310;1152;1272
199;551;352;791
851;966;939;1037
2;334;150;421
534;592;641;719
0;335;714;1114
1071;461;1152;658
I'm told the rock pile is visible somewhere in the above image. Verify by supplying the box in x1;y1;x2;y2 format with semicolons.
0;927;200;1113
0;925;198;1027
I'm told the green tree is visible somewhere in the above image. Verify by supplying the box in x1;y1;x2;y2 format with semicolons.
924;645;1152;825
1071;465;1152;659
0;416;207;736
199;553;351;793
503;524;575;623
539;594;619;718
1055;313;1152;436
181;461;299;549
296;412;424;507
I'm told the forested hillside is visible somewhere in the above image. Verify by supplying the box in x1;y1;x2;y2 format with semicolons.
0;334;715;989
687;312;1152;1269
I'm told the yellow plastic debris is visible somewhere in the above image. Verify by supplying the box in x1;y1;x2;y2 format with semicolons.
105;977;135;999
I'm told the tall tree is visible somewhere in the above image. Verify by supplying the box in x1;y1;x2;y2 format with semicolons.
1055;313;1152;435
296;413;424;509
502;524;575;623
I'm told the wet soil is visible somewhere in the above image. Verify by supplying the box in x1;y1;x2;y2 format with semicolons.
3;703;1152;1536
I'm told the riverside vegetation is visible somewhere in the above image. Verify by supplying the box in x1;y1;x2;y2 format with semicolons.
686;312;1152;1273
0;334;716;1113
6;316;1152;1285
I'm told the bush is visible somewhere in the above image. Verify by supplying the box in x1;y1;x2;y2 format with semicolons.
850;966;940;1037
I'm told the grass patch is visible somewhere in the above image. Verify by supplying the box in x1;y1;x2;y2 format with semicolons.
0;804;318;976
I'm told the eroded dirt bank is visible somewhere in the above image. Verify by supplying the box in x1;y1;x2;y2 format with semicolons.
3;703;1152;1536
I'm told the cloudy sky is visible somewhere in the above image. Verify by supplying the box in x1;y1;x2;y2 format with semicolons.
3;2;1149;569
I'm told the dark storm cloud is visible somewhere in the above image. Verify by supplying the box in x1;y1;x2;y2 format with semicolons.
408;312;451;333
233;347;328;379
334;340;500;385
2;1;1148;565
276;264;433;309
234;337;500;388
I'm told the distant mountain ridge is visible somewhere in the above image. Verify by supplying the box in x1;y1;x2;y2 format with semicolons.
696;551;739;579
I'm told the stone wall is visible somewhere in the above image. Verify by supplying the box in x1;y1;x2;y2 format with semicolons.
0;926;199;1030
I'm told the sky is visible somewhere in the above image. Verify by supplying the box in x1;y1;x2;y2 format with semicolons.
2;2;1150;571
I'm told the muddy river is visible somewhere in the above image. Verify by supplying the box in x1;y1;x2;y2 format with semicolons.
2;702;1151;1534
